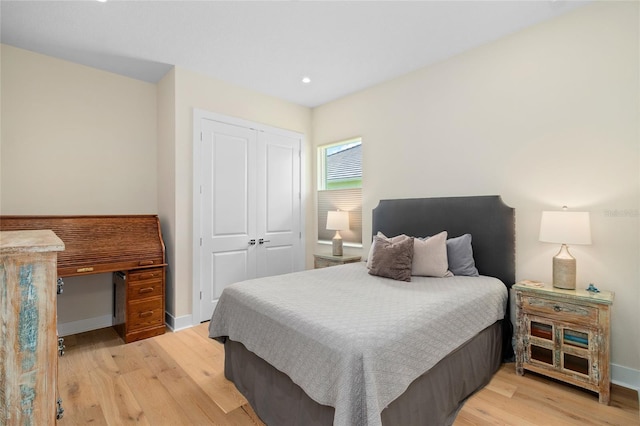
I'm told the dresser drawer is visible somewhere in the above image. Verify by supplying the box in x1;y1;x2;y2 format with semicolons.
521;295;598;325
127;298;164;330
128;280;163;301
128;268;163;283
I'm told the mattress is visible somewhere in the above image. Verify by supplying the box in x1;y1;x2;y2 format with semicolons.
209;262;507;426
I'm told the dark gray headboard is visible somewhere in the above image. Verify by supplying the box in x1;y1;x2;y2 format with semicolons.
372;195;515;287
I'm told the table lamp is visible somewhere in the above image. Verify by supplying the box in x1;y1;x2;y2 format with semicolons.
326;210;349;256
539;208;591;289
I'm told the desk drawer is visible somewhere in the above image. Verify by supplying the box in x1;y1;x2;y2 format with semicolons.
522;295;598;325
127;298;164;330
128;280;163;301
128;268;163;283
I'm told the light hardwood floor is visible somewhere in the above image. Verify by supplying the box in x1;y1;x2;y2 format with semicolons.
58;323;639;425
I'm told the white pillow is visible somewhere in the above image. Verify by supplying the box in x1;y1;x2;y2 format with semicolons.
412;231;450;277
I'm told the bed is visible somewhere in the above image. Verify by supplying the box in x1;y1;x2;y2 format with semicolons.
209;195;515;426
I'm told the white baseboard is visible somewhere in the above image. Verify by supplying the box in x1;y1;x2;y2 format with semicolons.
164;311;193;332
57;314;113;337
58;312;196;336
612;363;640;391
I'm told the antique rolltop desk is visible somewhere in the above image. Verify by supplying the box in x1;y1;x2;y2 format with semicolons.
0;215;167;343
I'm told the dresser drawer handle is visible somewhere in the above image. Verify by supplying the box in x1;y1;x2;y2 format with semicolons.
138;287;154;294
139;310;154;318
554;306;561;312
139;260;154;266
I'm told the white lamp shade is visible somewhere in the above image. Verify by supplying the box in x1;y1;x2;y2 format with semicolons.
326;210;349;231
539;211;592;245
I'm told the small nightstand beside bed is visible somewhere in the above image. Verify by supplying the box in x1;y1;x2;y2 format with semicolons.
209;195;515;426
514;282;614;404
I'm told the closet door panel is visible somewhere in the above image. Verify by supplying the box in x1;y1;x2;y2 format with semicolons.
211;250;249;302
264;245;295;278
213;136;251;235
266;143;294;231
256;131;301;278
201;119;257;319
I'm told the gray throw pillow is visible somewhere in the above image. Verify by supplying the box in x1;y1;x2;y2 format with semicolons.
446;234;479;276
368;235;414;282
366;232;410;269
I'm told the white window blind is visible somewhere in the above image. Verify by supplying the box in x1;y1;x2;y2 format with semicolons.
317;188;362;245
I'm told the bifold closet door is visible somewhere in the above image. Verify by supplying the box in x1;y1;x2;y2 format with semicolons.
199;118;302;320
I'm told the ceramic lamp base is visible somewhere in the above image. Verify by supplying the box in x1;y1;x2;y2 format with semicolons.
552;244;576;289
332;234;343;256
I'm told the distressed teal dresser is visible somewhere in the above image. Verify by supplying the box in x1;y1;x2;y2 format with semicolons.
1;230;65;424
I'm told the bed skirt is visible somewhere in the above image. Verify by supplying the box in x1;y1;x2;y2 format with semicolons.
223;320;503;426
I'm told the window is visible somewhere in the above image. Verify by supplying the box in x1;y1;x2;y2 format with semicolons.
317;138;362;245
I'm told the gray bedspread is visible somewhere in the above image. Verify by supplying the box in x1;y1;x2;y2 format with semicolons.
209;262;507;426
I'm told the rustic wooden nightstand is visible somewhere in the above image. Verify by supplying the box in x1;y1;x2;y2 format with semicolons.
313;253;361;269
514;281;614;404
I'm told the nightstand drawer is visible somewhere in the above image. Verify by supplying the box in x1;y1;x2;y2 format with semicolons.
314;257;337;269
313;253;361;269
522;296;598;325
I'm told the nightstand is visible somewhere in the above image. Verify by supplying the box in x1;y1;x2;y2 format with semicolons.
313;253;361;269
514;282;614;404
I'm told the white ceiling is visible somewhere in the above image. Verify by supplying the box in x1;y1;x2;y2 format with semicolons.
1;0;589;108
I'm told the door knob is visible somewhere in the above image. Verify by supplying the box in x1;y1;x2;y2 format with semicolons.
249;239;256;245
258;239;270;244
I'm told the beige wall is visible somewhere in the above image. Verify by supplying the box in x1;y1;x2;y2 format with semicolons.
158;67;312;321
313;2;639;378
0;45;158;326
1;45;158;214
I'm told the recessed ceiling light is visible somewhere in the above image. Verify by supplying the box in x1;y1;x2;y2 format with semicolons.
301;76;311;84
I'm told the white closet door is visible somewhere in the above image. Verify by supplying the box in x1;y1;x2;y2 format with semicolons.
256;131;302;278
200;118;257;320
